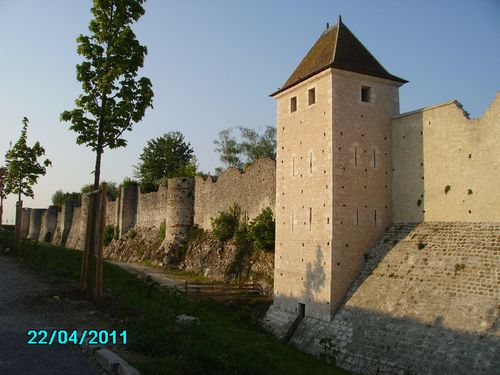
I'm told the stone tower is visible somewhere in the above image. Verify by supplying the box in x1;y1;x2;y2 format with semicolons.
271;17;406;322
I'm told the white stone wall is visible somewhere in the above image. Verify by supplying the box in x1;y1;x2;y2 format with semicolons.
392;92;500;222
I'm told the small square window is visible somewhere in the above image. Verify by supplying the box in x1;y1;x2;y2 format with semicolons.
361;86;371;103
290;96;297;112
308;88;316;105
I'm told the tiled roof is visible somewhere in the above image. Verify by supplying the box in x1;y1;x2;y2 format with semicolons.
271;17;407;96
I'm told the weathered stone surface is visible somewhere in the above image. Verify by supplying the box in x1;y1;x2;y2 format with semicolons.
285;222;499;375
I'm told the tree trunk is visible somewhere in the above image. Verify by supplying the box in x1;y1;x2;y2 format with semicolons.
0;196;3;226
83;94;107;296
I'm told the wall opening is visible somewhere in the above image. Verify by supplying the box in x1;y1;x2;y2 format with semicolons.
354;147;358;166
308;88;316;105
373;149;377;168
374;209;377;228
309;207;312;231
298;303;305;317
356;209;359;226
292;156;295;176
290;96;297;112
361;86;371;103
291;210;294;232
309;152;313;173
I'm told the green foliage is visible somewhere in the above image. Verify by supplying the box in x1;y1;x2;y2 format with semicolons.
213;126;276;172
4;117;52;200
239;126;276;163
104;224;116;246
51;190;81;207
0;166;6;201
247;207;275;251
60;0;153;189
105;182;118;201
214;126;276;174
158;221;166;242
127;228;137;240
214;128;243;169
134;132;196;189
120;177;139;188
211;204;241;241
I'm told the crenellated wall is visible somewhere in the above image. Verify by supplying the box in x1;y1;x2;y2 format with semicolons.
194;158;276;230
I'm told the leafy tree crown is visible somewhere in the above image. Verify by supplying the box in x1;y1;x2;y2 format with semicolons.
134;131;195;187
60;0;154;152
4;117;52;199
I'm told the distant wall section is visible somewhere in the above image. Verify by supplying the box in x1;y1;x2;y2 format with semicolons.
194;158;276;230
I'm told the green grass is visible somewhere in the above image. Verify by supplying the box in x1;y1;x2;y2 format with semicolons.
0;231;349;375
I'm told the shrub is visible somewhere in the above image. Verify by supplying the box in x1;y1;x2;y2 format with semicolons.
247;207;275;251
444;185;451;194
211;204;240;241
127;229;137;240
417;242;426;250
104;225;115;246
467;188;473;195
158;221;166;242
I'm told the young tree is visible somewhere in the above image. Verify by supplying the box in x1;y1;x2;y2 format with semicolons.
213;128;243;170
61;0;153;292
4;117;51;246
134;131;195;189
0;166;6;226
239;126;276;163
213;126;276;172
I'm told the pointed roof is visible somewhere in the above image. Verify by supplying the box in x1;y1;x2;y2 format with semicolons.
271;17;407;96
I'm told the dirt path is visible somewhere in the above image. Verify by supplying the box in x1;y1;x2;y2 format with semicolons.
0;254;111;375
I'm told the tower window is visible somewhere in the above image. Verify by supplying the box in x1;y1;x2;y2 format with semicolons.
290;96;297;112
361;86;371;103
308;88;316;105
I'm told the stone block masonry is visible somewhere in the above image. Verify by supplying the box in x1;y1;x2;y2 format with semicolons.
285;222;500;375
19;208;31;239
27;208;45;241
194;158;276;230
392;92;500;223
38;205;58;243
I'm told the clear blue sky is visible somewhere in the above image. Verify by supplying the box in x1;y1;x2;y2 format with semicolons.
1;0;499;223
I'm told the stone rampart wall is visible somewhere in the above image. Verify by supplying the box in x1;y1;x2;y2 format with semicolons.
194;158;276;230
392;92;500;222
136;186;168;229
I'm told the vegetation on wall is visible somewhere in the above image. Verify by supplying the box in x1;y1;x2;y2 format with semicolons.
51;190;81;207
211;204;241;242
247;207;275;251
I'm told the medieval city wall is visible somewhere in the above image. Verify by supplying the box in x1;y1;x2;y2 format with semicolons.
392;92;500;222
194;158;276;230
136;186;168;229
38;205;58;243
